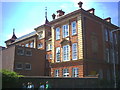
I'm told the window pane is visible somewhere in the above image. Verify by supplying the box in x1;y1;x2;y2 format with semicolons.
72;21;76;35
63;45;70;61
50;54;52;59
38;31;43;39
38;43;43;48
63;68;69;77
26;50;32;56
25;43;29;47
17;48;24;55
56;47;60;62
72;43;77;60
63;25;69;38
16;63;22;69
30;41;34;48
72;68;79;77
25;63;31;70
54;69;59;77
56;27;60;40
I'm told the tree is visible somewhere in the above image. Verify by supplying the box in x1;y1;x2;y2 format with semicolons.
0;69;23;88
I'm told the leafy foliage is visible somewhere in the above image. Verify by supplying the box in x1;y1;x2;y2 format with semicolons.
0;69;23;88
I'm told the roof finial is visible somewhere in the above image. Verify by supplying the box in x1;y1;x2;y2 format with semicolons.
13;28;15;35
45;7;49;24
11;28;17;42
45;7;47;19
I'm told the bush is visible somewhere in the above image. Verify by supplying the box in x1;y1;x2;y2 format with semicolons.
0;69;23;88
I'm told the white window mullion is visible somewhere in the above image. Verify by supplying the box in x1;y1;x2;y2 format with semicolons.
63;24;69;38
56;27;60;40
55;69;59;77
66;24;69;37
62;25;65;38
56;47;60;62
72;43;77;60
72;21;76;35
72;68;78;77
63;45;70;61
66;45;69;61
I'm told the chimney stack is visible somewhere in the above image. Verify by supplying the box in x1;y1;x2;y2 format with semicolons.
104;17;111;23
52;13;56;19
78;1;83;8
87;8;95;14
57;9;65;17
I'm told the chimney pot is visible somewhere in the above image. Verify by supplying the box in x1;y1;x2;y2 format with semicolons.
78;1;83;8
56;10;65;17
87;8;95;14
104;17;111;23
52;13;56;19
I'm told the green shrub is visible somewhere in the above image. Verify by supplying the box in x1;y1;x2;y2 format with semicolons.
0;69;23;88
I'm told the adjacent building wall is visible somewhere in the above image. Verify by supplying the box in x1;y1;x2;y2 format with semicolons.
14;46;45;76
2;46;15;71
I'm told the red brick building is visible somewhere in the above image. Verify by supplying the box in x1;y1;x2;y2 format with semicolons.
4;2;119;80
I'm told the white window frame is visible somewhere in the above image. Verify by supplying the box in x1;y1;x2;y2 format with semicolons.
63;68;69;77
25;63;31;70
46;45;48;51
50;54;52;59
54;69;59;77
56;47;60;62
71;21;77;35
56;27;60;40
38;31;43;39
109;31;113;43
17;48;24;55
72;68;79;77
30;41;34;48
72;43;77;60
16;63;23;70
50;44;52;50
46;44;52;51
63;45;70;61
62;24;69;38
25;50;32;56
104;29;108;41
25;43;29;47
38;43;43;49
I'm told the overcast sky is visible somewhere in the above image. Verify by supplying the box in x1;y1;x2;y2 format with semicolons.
1;0;119;47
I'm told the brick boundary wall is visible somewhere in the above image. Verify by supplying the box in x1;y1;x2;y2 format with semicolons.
16;76;114;88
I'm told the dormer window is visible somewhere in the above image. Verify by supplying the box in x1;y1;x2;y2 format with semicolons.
38;31;43;39
30;41;34;48
25;43;29;47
